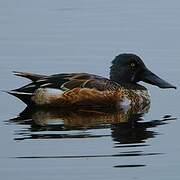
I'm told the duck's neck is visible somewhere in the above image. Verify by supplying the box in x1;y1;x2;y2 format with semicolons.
110;69;146;90
110;73;126;84
110;66;131;85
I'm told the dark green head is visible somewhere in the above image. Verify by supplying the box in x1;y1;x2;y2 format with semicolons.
110;53;176;89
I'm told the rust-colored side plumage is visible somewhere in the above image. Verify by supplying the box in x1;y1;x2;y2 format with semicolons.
32;87;150;109
32;88;126;108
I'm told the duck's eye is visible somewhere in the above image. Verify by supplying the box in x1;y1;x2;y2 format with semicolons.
130;62;136;68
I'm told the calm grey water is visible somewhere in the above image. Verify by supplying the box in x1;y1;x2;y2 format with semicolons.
0;1;180;180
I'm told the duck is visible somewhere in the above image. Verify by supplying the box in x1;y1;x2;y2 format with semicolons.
7;53;176;109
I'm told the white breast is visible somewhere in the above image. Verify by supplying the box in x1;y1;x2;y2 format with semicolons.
117;97;131;112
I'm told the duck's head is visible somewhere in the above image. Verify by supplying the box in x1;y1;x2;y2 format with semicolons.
110;53;176;89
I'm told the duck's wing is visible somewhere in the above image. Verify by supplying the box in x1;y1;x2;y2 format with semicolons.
12;72;120;93
56;73;120;91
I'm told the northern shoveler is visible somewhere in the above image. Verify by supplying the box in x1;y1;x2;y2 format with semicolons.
7;53;176;109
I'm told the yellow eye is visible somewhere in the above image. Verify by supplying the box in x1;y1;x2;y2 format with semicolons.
130;63;136;67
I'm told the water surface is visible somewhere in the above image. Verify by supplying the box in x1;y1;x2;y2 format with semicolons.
0;0;180;180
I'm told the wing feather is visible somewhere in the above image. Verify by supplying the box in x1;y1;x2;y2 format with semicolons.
13;72;121;93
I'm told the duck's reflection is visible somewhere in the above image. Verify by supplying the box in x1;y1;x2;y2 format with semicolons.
9;103;174;143
9;105;176;168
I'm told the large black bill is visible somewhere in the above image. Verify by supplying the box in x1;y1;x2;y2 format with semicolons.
142;68;176;89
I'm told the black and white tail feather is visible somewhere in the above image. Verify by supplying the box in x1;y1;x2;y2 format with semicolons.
5;71;45;105
6;71;68;105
